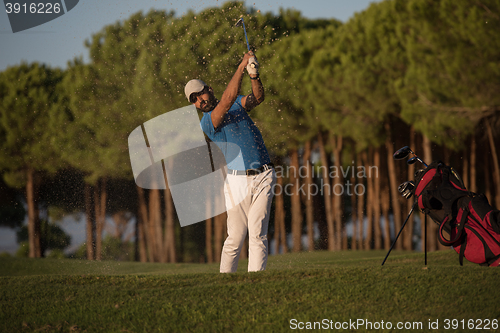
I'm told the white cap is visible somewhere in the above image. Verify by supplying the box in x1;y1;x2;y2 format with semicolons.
184;79;207;102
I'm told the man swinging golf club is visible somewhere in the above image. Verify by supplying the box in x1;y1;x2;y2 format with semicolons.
184;51;276;273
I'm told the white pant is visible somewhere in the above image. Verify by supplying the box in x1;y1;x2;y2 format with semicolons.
220;168;276;273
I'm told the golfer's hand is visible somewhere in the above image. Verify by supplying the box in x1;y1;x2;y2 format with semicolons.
239;52;254;71
246;51;259;77
247;54;259;76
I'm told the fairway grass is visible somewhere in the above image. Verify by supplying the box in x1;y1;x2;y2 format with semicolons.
1;250;499;332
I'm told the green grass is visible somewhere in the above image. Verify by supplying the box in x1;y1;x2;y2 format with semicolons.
1;250;499;332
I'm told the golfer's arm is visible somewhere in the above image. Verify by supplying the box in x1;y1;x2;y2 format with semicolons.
242;76;264;111
211;64;246;129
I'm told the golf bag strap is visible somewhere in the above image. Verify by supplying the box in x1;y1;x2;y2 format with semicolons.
459;233;467;266
486;253;500;266
438;208;468;246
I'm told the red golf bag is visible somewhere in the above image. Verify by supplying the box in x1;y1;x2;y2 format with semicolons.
414;161;500;266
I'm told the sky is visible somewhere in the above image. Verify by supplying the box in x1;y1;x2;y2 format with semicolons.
0;0;382;71
0;0;381;254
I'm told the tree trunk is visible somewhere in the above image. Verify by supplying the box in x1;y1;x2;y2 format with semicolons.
26;168;41;258
373;147;382;250
378;146;391;250
149;188;164;262
204;170;214;263
94;178;107;260
357;152;365;250
486;122;500;209
134;209;139;261
84;183;94;260
363;150;373;250
138;187;154;262
290;148;302;252
206;216;213;263
462;142;469;189
138;213;148;263
350;149;358;250
94;184;101;260
381;183;391;250
470;135;477;193
303;140;315;251
214;212;226;262
100;178;107;242
404;127;415;250
422;135;437;251
443;145;450;165
273;174;287;254
318;133;335;251
331;135;343;251
485;152;492;207
423;135;432;165
164;184;176;263
385;134;402;250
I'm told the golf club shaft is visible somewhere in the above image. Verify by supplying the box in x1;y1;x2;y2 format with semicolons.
382;201;417;266
409;149;428;167
417;157;429;167
242;20;250;51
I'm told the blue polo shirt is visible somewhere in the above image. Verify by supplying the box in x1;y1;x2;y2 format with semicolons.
200;96;270;171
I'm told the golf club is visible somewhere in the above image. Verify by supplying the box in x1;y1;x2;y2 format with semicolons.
235;17;251;52
387;145;431;266
407;156;428;167
393;146;428;167
234;17;256;69
414;168;426;179
398;180;415;199
450;167;466;189
393;146;413;160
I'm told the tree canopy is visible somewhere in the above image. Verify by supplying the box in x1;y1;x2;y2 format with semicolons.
1;0;500;259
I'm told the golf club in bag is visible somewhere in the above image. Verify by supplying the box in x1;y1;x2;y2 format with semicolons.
382;146;500;266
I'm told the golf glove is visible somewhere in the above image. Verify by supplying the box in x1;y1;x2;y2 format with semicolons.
247;56;259;76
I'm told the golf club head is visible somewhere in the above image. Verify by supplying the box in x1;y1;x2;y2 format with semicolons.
393;146;412;160
398;181;415;199
450;167;466;189
408;156;429;167
407;157;418;165
235;18;243;27
414;168;426;180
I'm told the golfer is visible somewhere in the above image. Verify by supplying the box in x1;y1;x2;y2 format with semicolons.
184;51;276;273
